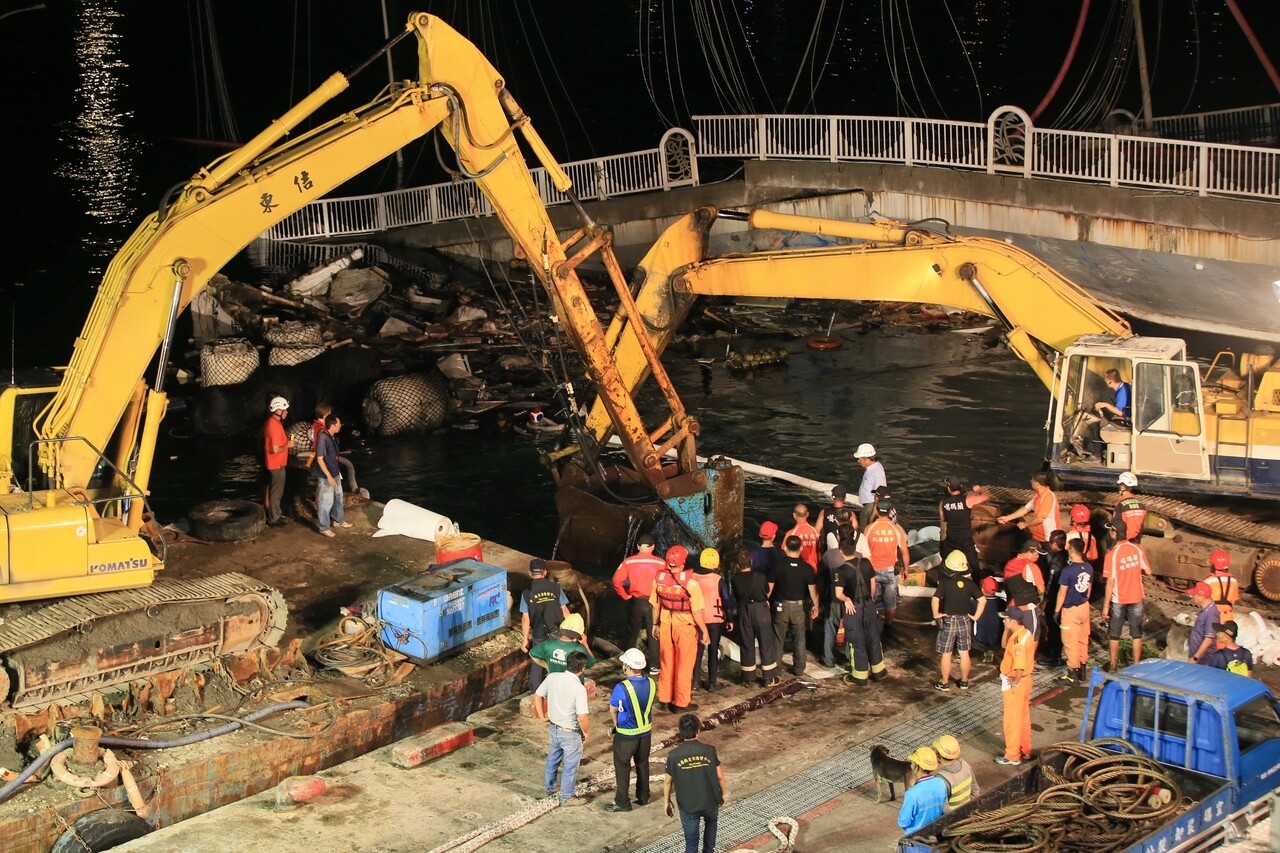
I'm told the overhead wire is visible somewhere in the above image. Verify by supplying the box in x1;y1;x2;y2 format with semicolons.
782;0;829;113
899;0;948;118
1178;0;1202;114
802;0;848;114
516;0;596;159
940;0;984;118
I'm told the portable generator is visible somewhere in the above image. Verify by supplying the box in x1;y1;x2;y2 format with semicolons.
377;558;508;663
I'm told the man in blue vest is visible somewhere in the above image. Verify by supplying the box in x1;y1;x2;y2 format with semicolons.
605;647;656;813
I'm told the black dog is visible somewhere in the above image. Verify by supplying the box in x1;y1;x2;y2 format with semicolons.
870;744;912;804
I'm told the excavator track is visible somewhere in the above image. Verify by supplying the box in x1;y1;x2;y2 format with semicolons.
0;572;287;710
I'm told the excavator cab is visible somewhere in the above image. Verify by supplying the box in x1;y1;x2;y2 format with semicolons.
1051;335;1209;488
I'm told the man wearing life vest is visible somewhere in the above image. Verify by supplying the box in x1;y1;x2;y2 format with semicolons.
1202;550;1240;622
856;501;910;632
521;559;571;691
1065;504;1099;562
649;545;710;713
784;504;820;571
612;532;664;674
1113;472;1147;542
692;549;735;693
605;648;656;813
998;471;1061;544
932;734;979;812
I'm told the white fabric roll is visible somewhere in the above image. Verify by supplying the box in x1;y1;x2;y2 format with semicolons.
372;499;453;542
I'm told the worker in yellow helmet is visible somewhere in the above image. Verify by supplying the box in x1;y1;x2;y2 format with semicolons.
691;548;735;693
898;747;947;837
932;734;979;811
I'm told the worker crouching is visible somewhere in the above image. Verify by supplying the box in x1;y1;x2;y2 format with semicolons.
650;545;711;713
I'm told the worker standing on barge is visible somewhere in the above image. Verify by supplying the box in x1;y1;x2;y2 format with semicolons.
997;607;1035;766
731;550;780;687
612;532;663;674
521;558;570;691
651;545;710;713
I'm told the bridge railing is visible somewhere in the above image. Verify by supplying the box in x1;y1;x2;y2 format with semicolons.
693;108;1280;202
264;128;698;242
1150;103;1279;146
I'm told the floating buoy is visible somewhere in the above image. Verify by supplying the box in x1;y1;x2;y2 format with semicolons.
726;347;789;370
805;335;843;351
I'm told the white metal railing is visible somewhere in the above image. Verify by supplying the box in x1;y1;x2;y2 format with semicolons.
264;128;698;242
1151;103;1280;145
694;108;1280;202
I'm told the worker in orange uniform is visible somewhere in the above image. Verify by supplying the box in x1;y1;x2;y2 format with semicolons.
784;504;820;571
856;501;911;634
1101;519;1152;671
650;545;710;713
1065;504;1099;563
1202;549;1240;622
998;471;1061;544
995;606;1035;766
1113;472;1147;541
692;548;735;693
613;532;664;675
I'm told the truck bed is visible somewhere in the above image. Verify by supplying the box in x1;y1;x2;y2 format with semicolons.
901;748;1231;853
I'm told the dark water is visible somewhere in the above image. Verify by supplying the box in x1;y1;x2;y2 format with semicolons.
1;1;1270;569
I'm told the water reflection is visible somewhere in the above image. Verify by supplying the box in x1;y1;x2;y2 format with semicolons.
55;0;143;279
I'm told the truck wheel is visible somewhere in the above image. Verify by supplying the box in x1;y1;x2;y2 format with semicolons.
189;499;266;542
1253;555;1280;602
51;809;151;852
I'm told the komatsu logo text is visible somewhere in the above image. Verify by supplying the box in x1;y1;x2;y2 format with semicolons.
89;558;149;574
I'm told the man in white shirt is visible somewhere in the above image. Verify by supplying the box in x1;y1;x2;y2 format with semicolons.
855;443;887;528
533;651;591;806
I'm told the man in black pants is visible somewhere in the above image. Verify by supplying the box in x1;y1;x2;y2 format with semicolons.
520;559;570;692
834;537;885;686
665;714;726;853
939;477;989;580
605;647;655;813
770;536;819;678
730;550;780;687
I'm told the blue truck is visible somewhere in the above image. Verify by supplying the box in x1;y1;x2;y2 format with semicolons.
902;660;1280;852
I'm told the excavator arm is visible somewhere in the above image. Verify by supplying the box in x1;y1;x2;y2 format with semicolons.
33;13;705;518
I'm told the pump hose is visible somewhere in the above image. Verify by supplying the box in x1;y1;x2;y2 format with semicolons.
0;701;311;807
927;738;1186;853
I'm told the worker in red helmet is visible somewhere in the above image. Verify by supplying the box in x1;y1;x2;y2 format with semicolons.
1201;550;1240;622
1066;504;1099;562
650;544;710;713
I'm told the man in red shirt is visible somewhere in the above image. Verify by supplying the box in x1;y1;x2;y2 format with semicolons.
784;504;820;571
1101;519;1152;671
262;396;291;526
613;532;665;674
1113;472;1147;542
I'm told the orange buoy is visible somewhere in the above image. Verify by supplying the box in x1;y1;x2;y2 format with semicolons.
806;335;843;351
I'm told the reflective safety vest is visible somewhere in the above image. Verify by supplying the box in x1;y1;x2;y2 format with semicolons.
654;569;693;612
692;571;725;624
1204;572;1239;621
615;677;655;736
936;760;975;811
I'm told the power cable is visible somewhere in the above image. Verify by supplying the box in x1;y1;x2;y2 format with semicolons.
518;1;596;159
900;0;948;118
940;0;984;118
1178;0;1202;115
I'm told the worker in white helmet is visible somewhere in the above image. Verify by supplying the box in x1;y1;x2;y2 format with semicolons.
263;396;292;526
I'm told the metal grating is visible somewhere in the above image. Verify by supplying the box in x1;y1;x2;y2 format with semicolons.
631;668;1062;853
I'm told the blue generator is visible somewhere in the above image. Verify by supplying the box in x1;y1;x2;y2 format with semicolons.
377;559;508;663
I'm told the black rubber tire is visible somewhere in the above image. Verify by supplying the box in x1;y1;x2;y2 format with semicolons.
189;499;266;542
51;809;151;853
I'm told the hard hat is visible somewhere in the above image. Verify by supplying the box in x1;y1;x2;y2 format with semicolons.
908;746;939;772
619;648;647;670
1117;471;1139;489
269;396;290;412
1210;550;1231;572
700;548;720;570
944;550;969;572
933;735;961;761
1070;504;1091;524
665;544;689;568
854;443;876;458
559;613;585;636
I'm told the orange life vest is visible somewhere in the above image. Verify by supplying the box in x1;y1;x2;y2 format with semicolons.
654;569;693;613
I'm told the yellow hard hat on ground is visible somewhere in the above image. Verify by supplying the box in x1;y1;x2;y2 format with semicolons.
909;746;939;772
933;735;961;761
700;548;721;570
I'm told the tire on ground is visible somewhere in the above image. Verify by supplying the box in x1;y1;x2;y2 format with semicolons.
51;809;151;853
189;499;266;542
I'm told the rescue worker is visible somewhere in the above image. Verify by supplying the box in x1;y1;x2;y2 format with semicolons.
784;504;820;571
520;558;571;691
770;536;819;676
1101;519;1152;671
1202;550;1240;622
897;747;947;836
1002;541;1045;648
932;735;978;812
1203;621;1254;676
857;500;910;633
872;485;900;526
1113;472;1147;541
650;545;710;713
932;551;985;691
262;396;292;526
817;485;854;549
730;550;780;687
997;471;1061;544
612;532;664;674
973;576;1006;663
1037;530;1068;666
834;536;884;686
1054;538;1094;685
1065;504;1099;563
939;477;988;580
855;443;886;528
605;648;655;813
751;521;782;575
692;548;734;692
997;607;1035;766
530;614;597;678
1186;582;1219;665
